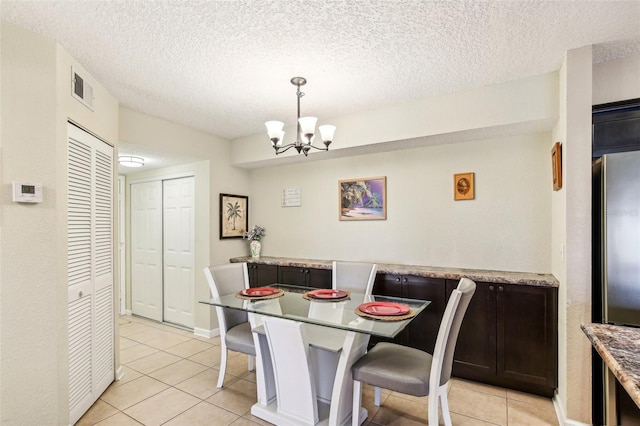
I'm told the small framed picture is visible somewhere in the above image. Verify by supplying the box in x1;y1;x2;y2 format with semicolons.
339;176;387;221
454;172;475;201
219;193;248;239
552;142;562;191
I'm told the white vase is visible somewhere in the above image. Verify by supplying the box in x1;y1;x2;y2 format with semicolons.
250;240;262;258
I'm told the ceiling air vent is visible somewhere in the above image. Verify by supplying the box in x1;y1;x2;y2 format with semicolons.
71;67;94;111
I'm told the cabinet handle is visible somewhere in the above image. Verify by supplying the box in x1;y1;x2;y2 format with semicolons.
489;285;495;291
403;277;408;283
79;290;84;298
305;269;310;274
499;286;504;291
396;277;401;283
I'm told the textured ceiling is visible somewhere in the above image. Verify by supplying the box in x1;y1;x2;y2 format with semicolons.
2;0;640;146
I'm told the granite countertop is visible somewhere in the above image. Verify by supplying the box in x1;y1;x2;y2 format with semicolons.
582;323;640;408
230;256;559;288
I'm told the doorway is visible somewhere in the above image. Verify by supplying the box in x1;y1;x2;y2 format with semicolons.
130;176;195;328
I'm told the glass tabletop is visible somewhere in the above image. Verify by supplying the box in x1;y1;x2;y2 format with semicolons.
200;284;431;339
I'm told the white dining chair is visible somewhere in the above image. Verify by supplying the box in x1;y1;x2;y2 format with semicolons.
204;263;255;388
351;278;476;426
332;261;377;296
262;316;327;425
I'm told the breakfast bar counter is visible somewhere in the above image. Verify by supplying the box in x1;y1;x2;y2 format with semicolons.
230;256;559;288
581;323;640;408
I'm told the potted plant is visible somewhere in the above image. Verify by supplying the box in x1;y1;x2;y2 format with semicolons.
243;225;266;257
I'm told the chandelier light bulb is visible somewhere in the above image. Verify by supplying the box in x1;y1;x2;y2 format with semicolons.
319;125;336;143
298;117;317;136
265;121;284;140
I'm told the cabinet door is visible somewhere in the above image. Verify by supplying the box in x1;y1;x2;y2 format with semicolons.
307;268;331;289
496;284;557;388
247;264;278;287
278;266;308;286
278;266;331;288
372;274;445;352
404;276;446;353
372;274;403;298
447;280;497;380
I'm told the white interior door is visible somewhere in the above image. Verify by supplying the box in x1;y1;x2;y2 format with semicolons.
118;176;126;314
163;177;195;327
67;122;114;424
130;181;163;321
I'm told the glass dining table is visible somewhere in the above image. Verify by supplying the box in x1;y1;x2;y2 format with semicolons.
200;284;430;426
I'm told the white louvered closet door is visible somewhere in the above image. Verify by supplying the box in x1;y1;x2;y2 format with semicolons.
67;123;114;425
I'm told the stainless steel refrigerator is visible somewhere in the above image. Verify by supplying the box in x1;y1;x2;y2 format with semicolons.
592;150;640;425
595;151;640;327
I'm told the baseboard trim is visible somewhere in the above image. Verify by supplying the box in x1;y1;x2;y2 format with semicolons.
553;393;591;426
194;327;220;339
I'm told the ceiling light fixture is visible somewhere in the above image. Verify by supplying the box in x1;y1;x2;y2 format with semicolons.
265;77;335;156
118;156;144;168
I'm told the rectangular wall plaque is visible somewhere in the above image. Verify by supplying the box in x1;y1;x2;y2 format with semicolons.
282;187;301;207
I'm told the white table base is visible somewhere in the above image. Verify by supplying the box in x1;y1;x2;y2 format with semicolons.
249;313;370;426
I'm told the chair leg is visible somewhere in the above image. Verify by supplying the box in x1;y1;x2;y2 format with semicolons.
439;383;452;426
374;386;381;406
248;354;255;371
217;348;228;388
427;390;439;426
352;380;362;426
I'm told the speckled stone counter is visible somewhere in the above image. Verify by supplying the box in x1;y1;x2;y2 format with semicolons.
582;323;640;408
229;256;559;288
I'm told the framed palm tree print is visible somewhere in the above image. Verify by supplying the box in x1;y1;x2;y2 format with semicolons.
339;176;387;221
220;193;248;239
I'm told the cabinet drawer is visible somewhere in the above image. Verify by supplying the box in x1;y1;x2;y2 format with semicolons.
278;266;331;289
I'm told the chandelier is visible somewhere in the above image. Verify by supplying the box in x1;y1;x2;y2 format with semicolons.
265;77;336;156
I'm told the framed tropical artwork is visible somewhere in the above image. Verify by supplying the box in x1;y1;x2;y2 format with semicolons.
339;176;387;221
220;193;248;239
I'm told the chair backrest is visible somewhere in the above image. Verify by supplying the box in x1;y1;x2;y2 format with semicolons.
204;263;250;331
431;277;475;387
332;261;377;296
262;317;319;424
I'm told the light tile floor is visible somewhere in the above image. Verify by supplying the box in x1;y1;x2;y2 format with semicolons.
78;315;559;425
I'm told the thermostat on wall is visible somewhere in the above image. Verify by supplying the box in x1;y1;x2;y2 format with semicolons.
12;182;43;203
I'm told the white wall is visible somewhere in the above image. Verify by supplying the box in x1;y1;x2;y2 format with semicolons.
593;54;640;105
0;21;119;425
1;20;59;425
552;46;594;424
551;52;640;425
249;133;552;272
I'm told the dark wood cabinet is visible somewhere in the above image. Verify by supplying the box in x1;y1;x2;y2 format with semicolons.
446;279;558;397
233;257;558;397
372;274;446;353
247;263;278;287
278;266;331;289
592;100;640;158
447;280;497;378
